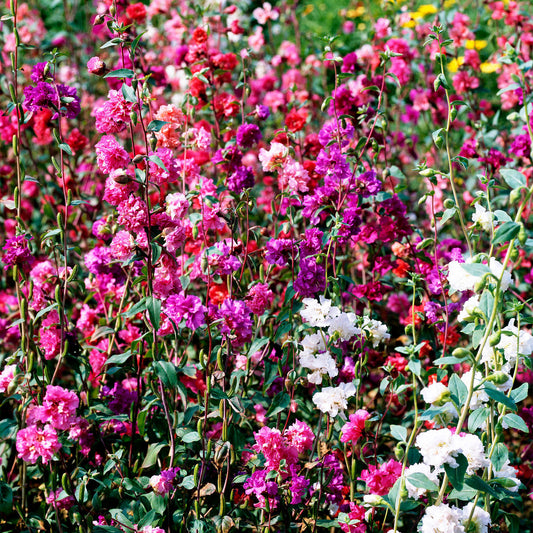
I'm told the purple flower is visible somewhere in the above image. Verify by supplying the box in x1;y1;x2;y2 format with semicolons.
218;299;253;347
31;62;49;83
236;123;262;148
357;170;382;197
255;105;270;120
299;228;323;258
2;235;34;272
227;165;254;193
101;381;137;415
24;82;80;119
294;256;326;297
265;238;295;266
165;292;206;330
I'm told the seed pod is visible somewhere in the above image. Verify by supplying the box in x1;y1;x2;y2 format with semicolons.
193;463;200;485
489;331;501;347
518;223;527;245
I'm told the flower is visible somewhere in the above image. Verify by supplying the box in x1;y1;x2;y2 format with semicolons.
471;203;493;232
312;382;356;417
420;504;464;533
299;349;338;384
447;260;481;292
0;364;16;393
16;424;61;464
361;317;390;347
340;409;370;443
461;502;491;533
39;385;79;430
300;296;341;328
404;463;440;500
358;459;402;496
457;295;480;322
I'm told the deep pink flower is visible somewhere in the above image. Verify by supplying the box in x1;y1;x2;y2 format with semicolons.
40;385;79;430
340;409;370;444
285;420;314;453
16;424;61;464
358;459;402;496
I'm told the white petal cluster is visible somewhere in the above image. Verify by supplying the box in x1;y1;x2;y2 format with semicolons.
361;317;390;347
299;350;338;384
416;428;489;473
419;504;464;533
420;382;449;405
460;371;488;410
471;203;493;232
312;382;356;417
447;258;511;293
327;312;361;341
489;257;512;291
457;295;480;322
461;503;491;533
493;459;521;492
300;296;340;327
420;503;491;533
496;319;533;367
447;261;482;292
404;463;440;500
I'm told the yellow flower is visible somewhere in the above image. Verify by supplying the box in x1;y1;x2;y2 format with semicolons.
480;62;501;73
417;4;438;15
448;56;464;73
444;0;456;6
466;40;488;50
302;4;314;15
346;6;365;18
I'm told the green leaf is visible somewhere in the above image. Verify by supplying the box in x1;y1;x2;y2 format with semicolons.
500;168;527;189
444;454;468;490
248;337;269;355
59;143;73;156
390;424;407;443
104;68;135;78
182;431;201;443
106;351;132;366
433;355;468;366
468;407;490;433
510;382;528;403
460;263;490;277
449;374;468;406
484;383;517;412
148;154;168;173
0;482;13;513
491;442;509;471
265;391;290;418
181;475;196;490
122;297;147;318
121;83;137;103
502;413;529;432
137;510;157;528
479;290;494;319
154;360;178;388
493;221;520;245
146;296;161;331
464;475;499;498
440;207;456;225
147;120;168;132
141;443;167;469
406;472;439;492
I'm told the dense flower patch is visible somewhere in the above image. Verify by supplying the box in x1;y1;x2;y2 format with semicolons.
1;0;533;531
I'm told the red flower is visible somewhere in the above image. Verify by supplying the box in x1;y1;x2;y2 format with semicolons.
126;2;146;22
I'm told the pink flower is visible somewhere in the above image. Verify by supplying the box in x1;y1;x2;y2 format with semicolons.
117;196;148;232
258;142;289;172
358;459;402;496
0;364;16;393
253;426;298;472
154;104;185;148
87;56;106;75
94;90;134;134
16;424;61;464
110;230;135;261
95;135;130;175
40;385;79;430
285;420;314;453
340;409;371;444
46;488;75;510
339;502;366;533
253;2;278;25
247;283;273;315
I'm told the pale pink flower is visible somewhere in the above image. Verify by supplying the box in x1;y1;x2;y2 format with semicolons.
258;142;289;172
0;364;16;393
253;2;278;24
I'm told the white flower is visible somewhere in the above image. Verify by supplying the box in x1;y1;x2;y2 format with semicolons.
420;504;464;533
312;382;356;417
447;260;482;292
493;459;520;492
460;503;491;533
489;257;512;291
327;312;361;341
300;296;341;328
472;203;493;232
496;319;533;368
454;433;490;474
405;463;440;500
300;333;326;355
300;350;338;385
361;317;390;347
457;295;480;322
460;371;488;410
416;428;459;468
421;382;450;405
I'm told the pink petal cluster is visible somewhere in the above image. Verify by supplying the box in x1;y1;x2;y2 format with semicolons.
340;409;371;444
358;458;402;496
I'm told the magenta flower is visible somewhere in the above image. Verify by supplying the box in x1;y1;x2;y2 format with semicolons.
340;409;371;444
16;424;61;464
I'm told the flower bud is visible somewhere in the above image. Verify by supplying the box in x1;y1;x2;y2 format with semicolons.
443;198;455;209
